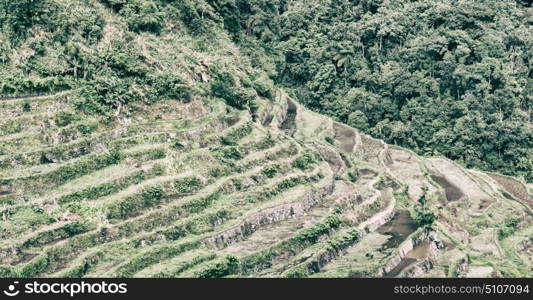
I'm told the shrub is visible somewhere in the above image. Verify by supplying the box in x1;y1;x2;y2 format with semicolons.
498;217;521;240
174;176;203;194
211;72;257;110
41;150;123;186
292;150;319;170
347;170;358;182
148;72;192;101
239;216;342;275
114;241;200;278
255;131;276;150
76;122;98;135
181;191;221;214
325;136;335;145
250;73;274;99
196;256;240;278
262;164;280;178
120;0;164;34
107;186;164;219
154;254;217;278
218;147;244;161
54;111;79;127
175;0;211;35
22;221;93;248
0;74;72;95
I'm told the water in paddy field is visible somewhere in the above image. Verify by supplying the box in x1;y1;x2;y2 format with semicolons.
384;242;431;278
430;175;464;202
377;210;417;250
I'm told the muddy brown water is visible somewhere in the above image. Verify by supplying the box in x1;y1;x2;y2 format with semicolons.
226;116;240;126
383;242;431;278
501;190;514;200
359;168;377;177
384;257;416;278
430;175;464;202
377;210;417;250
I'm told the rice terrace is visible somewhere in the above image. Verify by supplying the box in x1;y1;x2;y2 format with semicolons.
0;0;531;282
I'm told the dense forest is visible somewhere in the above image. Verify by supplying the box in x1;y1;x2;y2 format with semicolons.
0;0;532;279
0;0;531;181
212;0;533;182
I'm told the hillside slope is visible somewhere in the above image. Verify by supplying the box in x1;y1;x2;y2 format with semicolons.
0;0;531;278
0;90;531;278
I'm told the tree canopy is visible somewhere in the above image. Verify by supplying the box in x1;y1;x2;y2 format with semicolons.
0;0;531;181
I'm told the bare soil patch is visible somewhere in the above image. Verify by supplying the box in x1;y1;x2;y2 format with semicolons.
333;122;356;152
488;174;529;204
359;168;377;177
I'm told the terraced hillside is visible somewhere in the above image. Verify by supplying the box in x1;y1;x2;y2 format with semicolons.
0;90;531;278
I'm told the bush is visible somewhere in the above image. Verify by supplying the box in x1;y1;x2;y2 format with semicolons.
196;256;240;278
22;221;93;248
0;74;72;95
54;111;79;127
415;211;437;228
106;176;202;220
262;164;280;178
325;136;335;145
76;122;98;135
174;176;203;194
175;0;212;35
40;150;123;186
114;241;200;278
181;191;221;214
347;170;358;183
240;216;342;274
250;73;274;99
215;146;244;161
148;72;192;101
292;150;319;170
498;217;521;240
211;72;257;110
120;0;164;34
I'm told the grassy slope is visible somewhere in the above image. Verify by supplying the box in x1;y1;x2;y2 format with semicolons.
0;0;531;278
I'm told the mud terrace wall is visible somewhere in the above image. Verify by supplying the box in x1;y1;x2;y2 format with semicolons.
204;180;335;249
268;91;291;130
378;238;415;277
2;90;530;278
0;93;52;100
377;231;440;277
401;259;434;277
357;190;396;232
